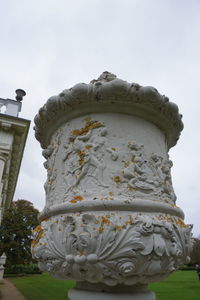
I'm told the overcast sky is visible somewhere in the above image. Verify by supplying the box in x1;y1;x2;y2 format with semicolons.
0;0;199;237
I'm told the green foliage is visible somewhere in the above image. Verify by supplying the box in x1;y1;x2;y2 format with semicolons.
178;264;196;270
189;238;200;264
0;200;39;266
5;264;42;276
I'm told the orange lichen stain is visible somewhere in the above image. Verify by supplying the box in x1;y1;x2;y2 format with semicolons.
122;160;130;168
32;224;44;248
42;218;49;222
167;202;179;208
79;250;84;256
85;145;92;150
115;225;122;231
69;195;84;204
128;185;137;192
158;215;174;224
111;147;116;151
131;155;136;163
164;177;168;184
109;192;114;196
175;218;188;228
95;220;100;224
101;216;110;226
125;215;133;225
71;120;104;136
157;215;189;228
113;176;121;184
129;215;133;224
33;224;42;233
164;216;173;223
78;150;85;165
99;226;104;233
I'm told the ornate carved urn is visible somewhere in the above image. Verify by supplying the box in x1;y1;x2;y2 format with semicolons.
32;72;192;300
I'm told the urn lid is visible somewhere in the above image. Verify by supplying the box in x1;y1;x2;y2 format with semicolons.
34;71;183;149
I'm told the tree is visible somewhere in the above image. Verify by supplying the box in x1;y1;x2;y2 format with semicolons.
0;200;39;266
189;238;200;264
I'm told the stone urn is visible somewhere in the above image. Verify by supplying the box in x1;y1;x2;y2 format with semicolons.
32;72;192;300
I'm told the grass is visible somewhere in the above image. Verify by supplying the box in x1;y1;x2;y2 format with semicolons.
8;271;200;300
10;273;75;300
149;270;200;300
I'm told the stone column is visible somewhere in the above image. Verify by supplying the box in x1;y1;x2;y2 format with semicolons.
0;154;7;224
32;72;192;300
0;154;7;279
0;253;6;283
0;129;13;218
0;154;6;182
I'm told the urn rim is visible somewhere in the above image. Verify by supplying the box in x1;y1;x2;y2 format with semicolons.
34;71;183;149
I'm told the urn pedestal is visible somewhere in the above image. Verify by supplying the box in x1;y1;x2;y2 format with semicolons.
32;72;192;300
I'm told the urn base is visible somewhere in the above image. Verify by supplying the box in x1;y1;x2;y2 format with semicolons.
69;283;156;300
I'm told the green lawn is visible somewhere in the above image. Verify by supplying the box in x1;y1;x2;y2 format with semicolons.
150;270;200;300
8;271;199;300
10;273;75;300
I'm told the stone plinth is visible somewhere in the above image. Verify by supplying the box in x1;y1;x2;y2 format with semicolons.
32;72;192;300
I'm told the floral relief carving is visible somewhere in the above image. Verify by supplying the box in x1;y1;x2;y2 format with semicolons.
32;213;192;286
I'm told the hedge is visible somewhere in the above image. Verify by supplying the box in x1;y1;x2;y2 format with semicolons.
5;264;42;276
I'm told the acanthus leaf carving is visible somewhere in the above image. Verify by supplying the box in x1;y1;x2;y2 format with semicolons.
32;213;192;286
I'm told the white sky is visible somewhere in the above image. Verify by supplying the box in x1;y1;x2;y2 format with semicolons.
0;0;199;236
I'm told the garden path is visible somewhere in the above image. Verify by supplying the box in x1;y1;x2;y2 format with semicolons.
0;279;26;300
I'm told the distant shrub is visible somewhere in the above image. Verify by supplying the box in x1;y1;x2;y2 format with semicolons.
5;264;42;275
178;264;196;271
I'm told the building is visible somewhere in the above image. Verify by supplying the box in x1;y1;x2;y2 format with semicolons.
0;90;30;281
